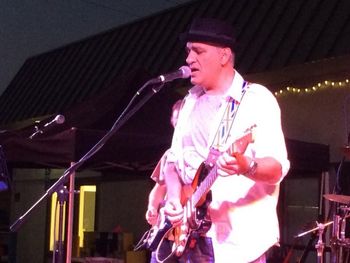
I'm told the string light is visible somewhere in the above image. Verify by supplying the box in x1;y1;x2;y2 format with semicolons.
274;78;350;97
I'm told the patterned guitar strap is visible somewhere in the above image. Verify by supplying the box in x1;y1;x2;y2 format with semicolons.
206;80;249;165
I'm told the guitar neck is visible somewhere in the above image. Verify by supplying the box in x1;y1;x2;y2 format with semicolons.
191;128;255;207
192;165;218;206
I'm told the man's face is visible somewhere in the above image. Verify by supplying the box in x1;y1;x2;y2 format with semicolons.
185;42;223;90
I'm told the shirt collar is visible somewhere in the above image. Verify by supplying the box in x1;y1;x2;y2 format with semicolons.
187;69;245;102
225;70;245;103
188;84;204;97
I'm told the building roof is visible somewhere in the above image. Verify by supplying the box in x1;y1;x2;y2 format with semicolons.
0;0;349;126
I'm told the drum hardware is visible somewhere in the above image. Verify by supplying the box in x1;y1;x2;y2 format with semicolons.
324;195;350;263
296;220;333;263
331;206;350;263
295;196;350;263
315;221;327;263
295;221;334;238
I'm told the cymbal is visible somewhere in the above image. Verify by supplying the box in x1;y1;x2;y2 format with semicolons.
324;194;350;205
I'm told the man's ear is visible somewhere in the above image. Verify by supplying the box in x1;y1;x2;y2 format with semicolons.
221;47;233;66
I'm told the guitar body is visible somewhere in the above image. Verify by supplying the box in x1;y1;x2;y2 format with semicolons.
134;208;172;251
136;165;213;256
186;163;212;231
147;218;172;251
172;163;213;256
134;166;212;254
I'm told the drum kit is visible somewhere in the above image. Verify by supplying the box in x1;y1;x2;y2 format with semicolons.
291;145;350;263
296;193;350;263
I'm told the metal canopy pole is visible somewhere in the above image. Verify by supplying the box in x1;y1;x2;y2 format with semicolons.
66;162;76;263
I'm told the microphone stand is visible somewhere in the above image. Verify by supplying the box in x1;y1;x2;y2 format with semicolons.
9;78;166;263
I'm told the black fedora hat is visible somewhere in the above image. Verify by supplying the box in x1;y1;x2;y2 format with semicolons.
180;18;236;49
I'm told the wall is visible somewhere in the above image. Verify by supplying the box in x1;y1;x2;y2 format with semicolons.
246;55;350;164
276;85;350;262
278;86;350;163
10;168;51;263
96;178;153;243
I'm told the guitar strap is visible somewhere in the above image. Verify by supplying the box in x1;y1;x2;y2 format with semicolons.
209;81;249;156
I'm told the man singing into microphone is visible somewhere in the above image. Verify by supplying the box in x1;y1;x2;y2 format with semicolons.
156;18;290;263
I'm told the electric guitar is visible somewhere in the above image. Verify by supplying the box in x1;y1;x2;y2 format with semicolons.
135;126;255;256
170;126;256;257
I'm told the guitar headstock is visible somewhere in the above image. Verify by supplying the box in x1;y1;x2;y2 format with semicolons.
229;124;256;155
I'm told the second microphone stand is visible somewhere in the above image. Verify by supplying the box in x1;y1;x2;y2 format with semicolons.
10;78;167;263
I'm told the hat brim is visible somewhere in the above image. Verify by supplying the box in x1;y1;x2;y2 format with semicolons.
179;32;235;49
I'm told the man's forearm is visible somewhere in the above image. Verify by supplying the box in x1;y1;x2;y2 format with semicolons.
148;183;166;210
244;156;282;184
164;162;182;201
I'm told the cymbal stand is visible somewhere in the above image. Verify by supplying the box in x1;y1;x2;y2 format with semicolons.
339;206;348;242
331;214;340;263
331;206;350;263
295;220;333;263
338;213;346;263
338;206;349;263
315;221;326;263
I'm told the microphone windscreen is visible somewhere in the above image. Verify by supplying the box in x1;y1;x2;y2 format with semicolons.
54;114;65;124
179;66;191;79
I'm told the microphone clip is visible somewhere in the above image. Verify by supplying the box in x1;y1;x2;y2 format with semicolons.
29;125;43;139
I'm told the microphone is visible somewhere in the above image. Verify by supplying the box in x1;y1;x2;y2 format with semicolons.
154;66;191;83
29;114;65;139
43;114;65;127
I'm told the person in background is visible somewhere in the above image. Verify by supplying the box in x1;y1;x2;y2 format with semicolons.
142;100;183;263
145;99;183;226
160;17;290;263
